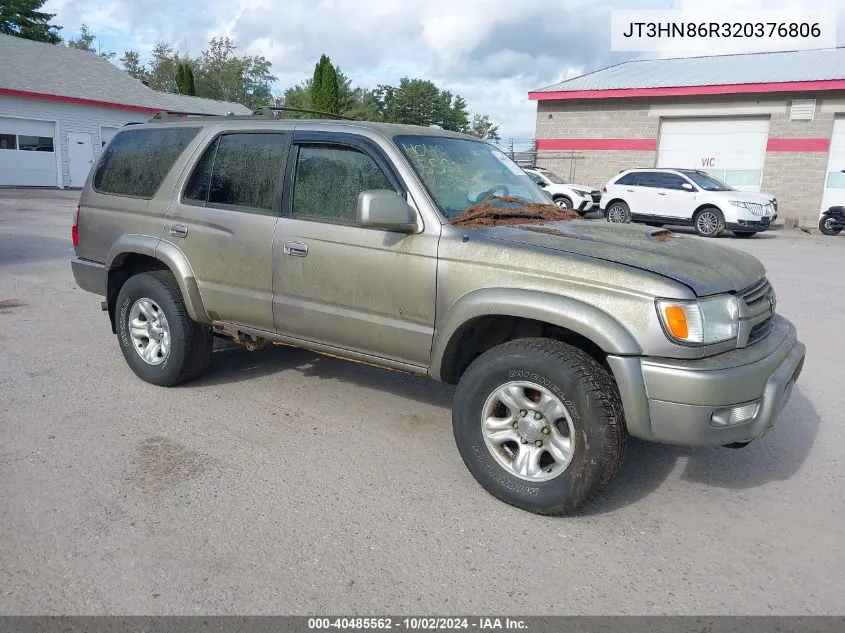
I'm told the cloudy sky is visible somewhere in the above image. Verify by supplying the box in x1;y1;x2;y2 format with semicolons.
43;0;842;141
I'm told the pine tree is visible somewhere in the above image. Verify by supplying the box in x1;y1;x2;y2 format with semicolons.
175;62;196;96
0;0;62;43
310;54;340;115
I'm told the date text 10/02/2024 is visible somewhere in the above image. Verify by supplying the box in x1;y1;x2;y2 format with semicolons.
307;618;529;630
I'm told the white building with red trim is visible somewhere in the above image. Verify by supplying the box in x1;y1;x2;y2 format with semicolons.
0;34;251;189
529;48;845;223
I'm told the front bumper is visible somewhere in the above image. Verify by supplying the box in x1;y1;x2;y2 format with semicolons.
608;315;806;447
727;218;772;232
573;196;594;213
71;257;107;296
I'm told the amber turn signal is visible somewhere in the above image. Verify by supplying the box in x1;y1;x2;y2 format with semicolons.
663;305;689;339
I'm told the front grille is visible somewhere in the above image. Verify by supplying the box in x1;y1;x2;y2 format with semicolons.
746;202;772;217
748;318;774;344
590;191;601;203
741;278;775;345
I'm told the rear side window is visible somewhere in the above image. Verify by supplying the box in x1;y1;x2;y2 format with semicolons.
183;132;287;213
615;173;639;186
634;172;664;188
93;127;200;198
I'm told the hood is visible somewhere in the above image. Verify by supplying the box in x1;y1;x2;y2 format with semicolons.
483;221;766;296
718;190;774;205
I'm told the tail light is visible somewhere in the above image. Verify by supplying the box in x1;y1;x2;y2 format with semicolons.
72;203;80;246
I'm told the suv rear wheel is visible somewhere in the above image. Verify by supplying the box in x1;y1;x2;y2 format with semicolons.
452;338;627;516
115;271;213;386
606;201;631;223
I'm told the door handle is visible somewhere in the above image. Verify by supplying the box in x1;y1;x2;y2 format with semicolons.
658;192;667;196
283;241;309;257
169;224;188;238
626;188;635;192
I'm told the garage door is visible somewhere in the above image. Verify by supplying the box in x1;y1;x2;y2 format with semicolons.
820;117;845;214
657;117;770;192
0;117;57;187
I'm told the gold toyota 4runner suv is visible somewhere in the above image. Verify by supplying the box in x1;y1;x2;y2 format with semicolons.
70;110;806;516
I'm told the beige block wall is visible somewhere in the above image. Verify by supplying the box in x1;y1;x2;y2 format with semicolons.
536;98;658;139
761;152;830;222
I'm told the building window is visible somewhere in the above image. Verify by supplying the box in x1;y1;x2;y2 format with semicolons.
17;135;54;152
0;134;17;150
826;172;845;189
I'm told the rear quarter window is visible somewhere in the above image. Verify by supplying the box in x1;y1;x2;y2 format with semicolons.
93;127;200;198
615;173;639;186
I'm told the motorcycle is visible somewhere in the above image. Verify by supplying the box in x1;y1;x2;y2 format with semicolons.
819;206;845;236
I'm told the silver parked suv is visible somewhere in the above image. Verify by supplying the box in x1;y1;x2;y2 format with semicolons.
71;110;806;515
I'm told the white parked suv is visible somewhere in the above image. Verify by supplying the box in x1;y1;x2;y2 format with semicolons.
600;168;779;238
524;167;600;215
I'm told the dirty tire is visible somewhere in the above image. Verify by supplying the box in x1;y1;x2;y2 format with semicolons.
733;231;756;238
606;201;631;223
452;338;627;516
693;207;725;237
115;271;213;387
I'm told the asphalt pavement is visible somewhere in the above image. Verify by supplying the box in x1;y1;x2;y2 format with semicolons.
0;189;842;615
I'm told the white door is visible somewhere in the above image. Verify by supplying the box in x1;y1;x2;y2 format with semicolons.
657;117;770;192
0;116;57;186
652;172;697;220
820;118;845;215
624;171;663;216
67;132;93;188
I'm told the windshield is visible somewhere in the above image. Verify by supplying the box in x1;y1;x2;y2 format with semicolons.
395;135;551;218
683;171;734;192
536;168;566;184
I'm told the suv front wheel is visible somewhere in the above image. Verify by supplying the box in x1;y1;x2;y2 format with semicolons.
693;207;725;238
115;271;213;387
452;338;627;516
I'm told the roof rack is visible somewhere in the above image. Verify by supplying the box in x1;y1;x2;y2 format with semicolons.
253;106;354;120
146;106;354;123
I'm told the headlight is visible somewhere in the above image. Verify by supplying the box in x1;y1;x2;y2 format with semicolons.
729;200;750;209
571;188;590;196
656;295;739;345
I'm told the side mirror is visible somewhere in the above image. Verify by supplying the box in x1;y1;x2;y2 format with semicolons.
356;190;419;233
682;183;694;191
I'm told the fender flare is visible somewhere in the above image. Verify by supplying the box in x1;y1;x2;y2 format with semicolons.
429;287;641;381
106;235;210;324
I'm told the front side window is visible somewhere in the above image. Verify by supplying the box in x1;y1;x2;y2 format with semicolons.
94;127;200;198
654;173;690;190
526;171;546;185
292;144;393;223
395;135;549;218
